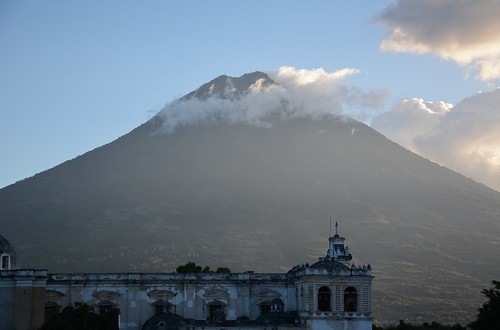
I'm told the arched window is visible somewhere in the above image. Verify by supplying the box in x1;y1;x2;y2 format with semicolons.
344;287;357;312
1;254;10;270
317;286;331;311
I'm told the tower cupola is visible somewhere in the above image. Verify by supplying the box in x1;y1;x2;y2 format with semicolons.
325;222;352;264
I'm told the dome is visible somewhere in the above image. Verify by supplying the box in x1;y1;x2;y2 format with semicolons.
0;235;17;270
141;312;185;330
309;259;350;273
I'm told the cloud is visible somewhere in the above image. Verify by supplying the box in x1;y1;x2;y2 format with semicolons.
377;0;500;80
157;66;387;133
372;89;500;191
272;67;360;89
371;98;452;150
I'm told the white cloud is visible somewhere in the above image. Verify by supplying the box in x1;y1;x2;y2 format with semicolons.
372;98;452;151
372;90;500;191
378;0;500;80
157;66;386;133
273;66;360;89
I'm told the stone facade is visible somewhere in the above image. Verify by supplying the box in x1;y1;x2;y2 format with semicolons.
0;226;372;330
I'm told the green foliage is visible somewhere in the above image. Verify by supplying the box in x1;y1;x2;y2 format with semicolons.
39;302;106;330
176;262;230;273
176;261;203;273
376;281;500;330
378;320;465;330
216;266;231;273
469;280;500;330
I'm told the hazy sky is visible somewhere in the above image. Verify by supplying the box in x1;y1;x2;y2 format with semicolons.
1;0;500;190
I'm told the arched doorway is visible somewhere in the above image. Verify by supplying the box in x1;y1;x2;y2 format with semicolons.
208;301;226;324
317;286;331;311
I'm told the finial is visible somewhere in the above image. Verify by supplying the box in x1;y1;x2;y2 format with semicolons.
335;221;338;235
329;217;332;237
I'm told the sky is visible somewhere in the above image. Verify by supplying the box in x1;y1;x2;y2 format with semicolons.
1;0;500;191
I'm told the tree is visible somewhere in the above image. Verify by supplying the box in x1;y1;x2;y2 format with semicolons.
216;267;231;273
469;280;500;330
176;261;203;273
176;262;230;273
39;302;106;330
380;321;465;330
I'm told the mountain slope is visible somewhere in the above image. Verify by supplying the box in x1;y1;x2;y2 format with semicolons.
1;73;500;324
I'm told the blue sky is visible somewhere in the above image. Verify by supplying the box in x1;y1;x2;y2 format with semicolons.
1;1;499;190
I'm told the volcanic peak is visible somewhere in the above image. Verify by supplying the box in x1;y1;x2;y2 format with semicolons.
183;71;277;100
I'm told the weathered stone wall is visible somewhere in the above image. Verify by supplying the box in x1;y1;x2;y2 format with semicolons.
1;269;372;330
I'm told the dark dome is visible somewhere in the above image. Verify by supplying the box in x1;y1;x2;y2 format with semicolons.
0;235;17;268
309;259;350;273
142;312;185;330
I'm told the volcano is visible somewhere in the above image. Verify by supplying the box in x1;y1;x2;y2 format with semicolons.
1;72;499;324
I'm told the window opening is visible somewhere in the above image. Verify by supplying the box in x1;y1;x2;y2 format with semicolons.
318;286;331;311
209;303;225;324
260;301;271;314
344;287;357;312
155;301;165;315
44;303;59;321
99;302;119;330
1;255;9;270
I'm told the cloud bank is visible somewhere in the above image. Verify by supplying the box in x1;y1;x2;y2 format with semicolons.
378;0;500;80
157;66;500;192
372;89;500;191
157;66;387;133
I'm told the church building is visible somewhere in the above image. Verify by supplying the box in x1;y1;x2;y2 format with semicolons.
0;223;373;330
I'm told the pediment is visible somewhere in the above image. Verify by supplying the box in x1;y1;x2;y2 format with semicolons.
92;290;121;300
253;288;281;299
204;287;229;300
147;289;177;300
